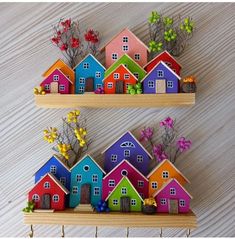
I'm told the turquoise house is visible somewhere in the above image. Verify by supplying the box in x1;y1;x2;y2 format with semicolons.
74;54;106;94
69;154;106;208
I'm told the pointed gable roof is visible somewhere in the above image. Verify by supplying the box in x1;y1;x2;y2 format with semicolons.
43;68;73;84
100;28;149;52
147;159;190;183
153;178;193;199
101;131;153;159
70;154;106;174
105;176;144;201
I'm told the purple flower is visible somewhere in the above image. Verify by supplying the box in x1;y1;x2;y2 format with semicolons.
160;117;174;129
139;127;154;142
94;87;104;94
153;144;168;162
176;137;192;152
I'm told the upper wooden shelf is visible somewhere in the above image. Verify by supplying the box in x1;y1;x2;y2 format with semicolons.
34;93;195;108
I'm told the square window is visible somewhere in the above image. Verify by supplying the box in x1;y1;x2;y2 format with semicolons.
60;177;66;186
162;171;169;179
79;78;85;84
94;187;100;196
53;194;59;202
107;82;113;89
108;180;115;187
137;155;143;163
131;199;137;206
72;186;78;194
124;150;130;157
133;73;139;79
148;81;154;88
112;53;118;60
122;45;129;51
134;54;140;61
121;187;127;195
113;199;118;206
50;165;57;174
179;199;186;207
124;73;130;79
44;182;50;189
151;182;158;189
170;188;176;195
160;198;166;205
95;71;101;78
76;174;82;182
167;81;173;88
44;84;50;90
113;73;119;79
78;86;84;93
83;63;89;69
92;174;98;183
157;70;164;77
111;154;117;162
53;75;59;81
59;85;65;91
138;180;144;188
122;36;128;43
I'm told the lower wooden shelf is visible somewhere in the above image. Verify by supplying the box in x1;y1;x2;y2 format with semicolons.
34;93;195;108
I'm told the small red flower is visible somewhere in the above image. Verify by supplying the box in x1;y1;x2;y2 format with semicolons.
61;19;71;32
51;37;60;45
70;37;80;48
84;29;99;44
57;30;62;36
60;43;68;51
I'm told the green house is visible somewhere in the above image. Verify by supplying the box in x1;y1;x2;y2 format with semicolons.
104;54;146;82
105;176;144;212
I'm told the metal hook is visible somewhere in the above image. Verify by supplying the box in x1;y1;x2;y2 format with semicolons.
95;226;98;238
29;225;34;238
186;229;191;237
61;225;65;237
160;228;163;237
126;227;129;237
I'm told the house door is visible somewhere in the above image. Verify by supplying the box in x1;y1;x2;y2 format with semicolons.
40;193;51;209
120;196;130;212
50;82;58;93
169;199;178;214
80;184;91;204
85;78;94;92
115;80;124;94
156;80;166;93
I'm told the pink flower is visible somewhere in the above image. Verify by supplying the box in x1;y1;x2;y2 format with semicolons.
60;43;68;51
160;117;174;129
51;37;60;45
139;127;154;142
153;144;168;162
176;137;192;152
94;87;104;94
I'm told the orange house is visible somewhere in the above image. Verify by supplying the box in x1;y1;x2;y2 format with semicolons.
103;64;138;94
147;159;190;197
42;59;75;94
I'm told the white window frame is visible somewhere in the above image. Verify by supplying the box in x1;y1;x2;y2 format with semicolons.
122;36;128;43
179;199;186;207
112;53;118;60
76;174;82;182
44;84;50;90
95;71;101;78
167;81;174;88
124;73;130;79
60;177;66;186
107;82;113;89
53;75;59;81
59;85;65;91
148;80;154;88
93;187;100;196
157;70;164;77
122;45;129;52
170;188;176;195
78;86;84;93
121;169;128;176
83;62;89;69
113;199;119;206
151;181;158;189
111;154;117;162
138;180;144;188
50;165;57;174
83;165;90;172
121;187;127;195
134;53;140;61
52;194;59;202
79;77;85;84
44;182;50;189
131;199;137;206
160;198;167;205
137;155;143;163
108;179;115;187
162;171;169;179
124;149;130;157
32;194;40;202
72;186;78;194
113;73;120;79
92;174;98;183
133;72;139;79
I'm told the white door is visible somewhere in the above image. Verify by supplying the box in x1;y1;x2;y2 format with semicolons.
50;82;58;93
156;80;166;93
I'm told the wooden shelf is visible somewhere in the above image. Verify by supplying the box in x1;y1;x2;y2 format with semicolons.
34;93;195;108
24;209;197;228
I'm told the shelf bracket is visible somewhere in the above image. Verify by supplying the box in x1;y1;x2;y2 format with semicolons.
160;228;163;237
186;228;191;237
61;225;65;238
29;225;34;238
95;226;98;238
126;227;129;237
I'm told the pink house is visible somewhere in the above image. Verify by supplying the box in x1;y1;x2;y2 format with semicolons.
100;28;149;68
102;160;149;200
40;68;73;94
153;179;192;214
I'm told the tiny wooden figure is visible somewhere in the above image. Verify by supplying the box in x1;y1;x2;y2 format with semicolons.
73;54;106;94
100;28;149;68
181;76;197;93
28;173;69;211
105;176;144;212
153;178;192;214
141;61;181;94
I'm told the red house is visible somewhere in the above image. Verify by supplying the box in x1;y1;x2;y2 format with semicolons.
103;64;138;94
144;50;182;75
28;173;69;211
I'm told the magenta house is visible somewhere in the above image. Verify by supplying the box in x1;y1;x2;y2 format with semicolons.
102;160;149;200
101;131;153;176
153;179;192;214
40;68;73;94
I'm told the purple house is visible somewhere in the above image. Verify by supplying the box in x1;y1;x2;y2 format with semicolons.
153;178;192;214
101;131;153;175
141;61;181;94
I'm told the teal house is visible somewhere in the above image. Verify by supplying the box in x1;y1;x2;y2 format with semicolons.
74;54;106;94
70;154;106;208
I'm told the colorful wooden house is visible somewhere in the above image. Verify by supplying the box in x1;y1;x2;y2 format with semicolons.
40;68;73;94
42;59;75;93
144;50;182;75
103;64;138;94
105;176;144;212
153;178;192;214
105;54;146;81
101;131;153;175
34;155;71;190
147;159;189;197
69;154;106;208
28;173;69;211
100;28;149;68
102;160;149;201
141;61;181;94
73;54;106;94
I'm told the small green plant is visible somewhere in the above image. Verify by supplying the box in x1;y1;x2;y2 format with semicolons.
22;201;35;213
127;83;142;95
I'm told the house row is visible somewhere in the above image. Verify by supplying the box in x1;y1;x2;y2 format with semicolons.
28;131;192;214
39;28;182;95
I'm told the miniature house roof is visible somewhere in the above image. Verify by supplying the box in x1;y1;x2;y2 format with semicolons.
99;28;149;52
152;178;193;199
43;68;73;84
140;61;181;83
147;159;190;183
70;154;106;174
72;53;106;70
103;159;148;181
101;131;153;159
105;176;144;201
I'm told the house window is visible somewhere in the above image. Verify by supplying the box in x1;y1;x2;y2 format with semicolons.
170;188;176;195
53;75;59;81
92;174;98;183
122;45;129;51
179;199;186;207
148;81;154;88
112;53;118;60
78;86;84;93
124;150;130;157
83;62;89;69
50;165;57;174
133;72;139;79
95;71;101;78
134;54;140;61
157;70;164;77
160;198;166;205
108;179;115;187
138;180;144;188
44;182;50;189
59;85;65;91
122;36;128;43
113;73;119;79
52;194;59;202
113;199;119;206
151;182;158;189
107;82;113;89
121;169;128;176
124;73;130;79
72;186;78;194
44;84;50;90
120;141;135;148
111;154;117;162
121;187;127;195
94;187;100;196
83;165;90;172
96;84;102;89
79;78;85;84
167;81;174;88
137;155;143;163
162;171;169;179
131;199;137;206
60;177;66;186
32;194;40;202
76;174;82;182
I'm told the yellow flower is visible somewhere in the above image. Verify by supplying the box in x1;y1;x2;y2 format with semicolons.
57;143;71;160
34;86;46;95
67;110;80;123
74;127;87;147
43;127;58;143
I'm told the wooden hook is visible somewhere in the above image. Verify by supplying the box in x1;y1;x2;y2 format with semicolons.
160;228;163;237
126;227;129;237
186;229;191;237
61;225;65;238
95;226;98;238
29;225;34;238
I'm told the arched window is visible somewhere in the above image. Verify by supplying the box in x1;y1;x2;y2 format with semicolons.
32;194;40;202
120;141;135;148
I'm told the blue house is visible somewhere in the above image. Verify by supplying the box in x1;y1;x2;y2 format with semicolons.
141;61;181;94
70;154;106;208
74;54;106;94
34;155;71;190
